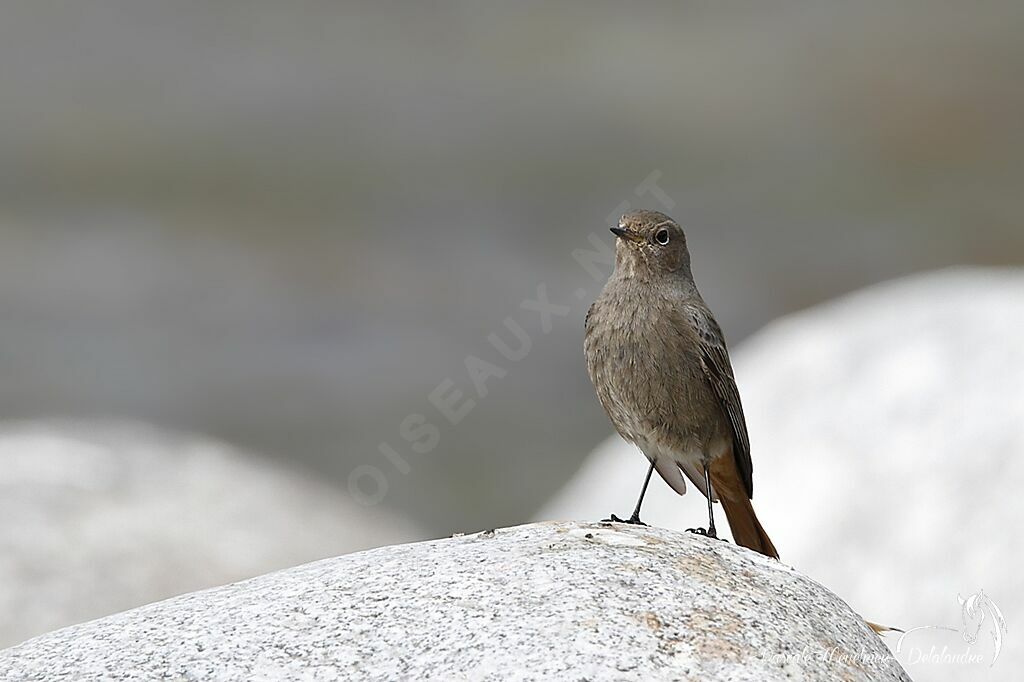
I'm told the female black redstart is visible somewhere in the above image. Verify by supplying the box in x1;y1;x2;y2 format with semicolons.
584;209;778;559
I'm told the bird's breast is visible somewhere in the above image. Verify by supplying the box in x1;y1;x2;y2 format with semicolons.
585;287;726;449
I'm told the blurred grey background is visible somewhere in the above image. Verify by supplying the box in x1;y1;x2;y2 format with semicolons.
2;1;1022;536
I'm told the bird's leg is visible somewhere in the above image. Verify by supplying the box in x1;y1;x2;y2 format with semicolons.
604;459;655;526
704;464;718;538
686;464;721;540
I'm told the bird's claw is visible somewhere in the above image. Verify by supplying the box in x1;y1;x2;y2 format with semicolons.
686;527;721;540
603;514;647;526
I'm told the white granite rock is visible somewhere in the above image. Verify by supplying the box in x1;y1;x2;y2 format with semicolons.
0;421;422;648
539;267;1022;680
0;521;907;681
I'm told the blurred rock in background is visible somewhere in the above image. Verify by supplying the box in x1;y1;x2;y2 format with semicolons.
0;421;422;648
538;267;1023;681
0;2;1022;535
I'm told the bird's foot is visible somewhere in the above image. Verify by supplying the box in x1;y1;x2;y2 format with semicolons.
686;526;721;540
603;513;647;526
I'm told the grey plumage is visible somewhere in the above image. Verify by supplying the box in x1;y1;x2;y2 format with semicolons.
584;210;776;557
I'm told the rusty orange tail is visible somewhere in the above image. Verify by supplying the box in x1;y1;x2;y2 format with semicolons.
709;453;779;559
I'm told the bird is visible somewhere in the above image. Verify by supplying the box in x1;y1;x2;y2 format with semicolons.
583;209;778;559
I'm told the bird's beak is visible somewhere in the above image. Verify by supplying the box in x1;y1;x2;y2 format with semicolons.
610;227;642;243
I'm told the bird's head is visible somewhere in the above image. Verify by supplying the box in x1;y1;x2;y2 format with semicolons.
610;210;692;278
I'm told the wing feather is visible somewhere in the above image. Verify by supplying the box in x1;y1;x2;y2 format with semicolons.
689;307;754;498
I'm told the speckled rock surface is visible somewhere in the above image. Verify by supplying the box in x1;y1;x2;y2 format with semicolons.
0;521;908;681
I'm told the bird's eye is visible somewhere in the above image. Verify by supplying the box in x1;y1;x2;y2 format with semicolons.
654;229;670;245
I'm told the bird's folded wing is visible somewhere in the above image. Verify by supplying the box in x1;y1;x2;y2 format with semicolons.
688;306;754;499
